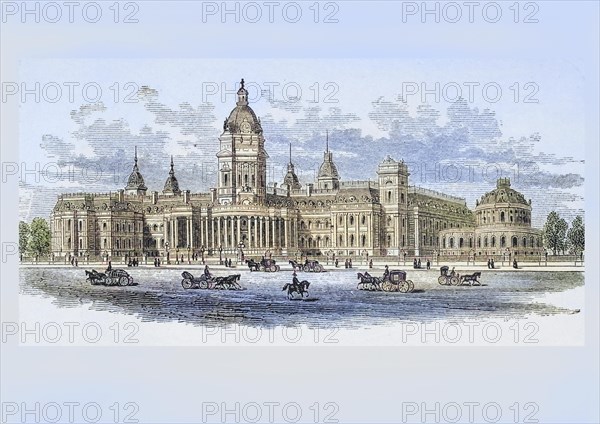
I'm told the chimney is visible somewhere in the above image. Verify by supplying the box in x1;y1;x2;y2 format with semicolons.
210;188;217;203
184;190;190;203
118;189;124;202
306;183;313;196
152;191;158;204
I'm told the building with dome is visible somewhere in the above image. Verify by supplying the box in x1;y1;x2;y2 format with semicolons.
49;79;541;262
437;178;543;259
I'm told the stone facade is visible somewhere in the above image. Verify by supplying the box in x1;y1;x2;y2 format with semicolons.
50;80;539;261
438;178;543;259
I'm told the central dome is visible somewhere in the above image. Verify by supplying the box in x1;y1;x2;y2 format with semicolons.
476;178;529;207
223;79;262;134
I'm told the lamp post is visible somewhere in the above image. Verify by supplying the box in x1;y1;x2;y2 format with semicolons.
201;245;205;264
176;247;180;264
187;245;191;265
433;249;438;266
165;241;170;264
219;244;223;265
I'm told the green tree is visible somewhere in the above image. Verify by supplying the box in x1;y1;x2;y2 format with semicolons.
19;221;30;258
28;218;51;258
542;211;568;255
567;215;585;255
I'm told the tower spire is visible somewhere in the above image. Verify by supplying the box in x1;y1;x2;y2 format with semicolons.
170;155;174;174
134;146;138;165
289;143;292;164
326;130;329;152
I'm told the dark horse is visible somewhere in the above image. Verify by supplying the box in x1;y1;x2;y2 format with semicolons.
214;274;242;290
356;272;381;291
289;260;302;271
245;259;260;271
460;272;482;286
282;280;310;299
85;269;106;285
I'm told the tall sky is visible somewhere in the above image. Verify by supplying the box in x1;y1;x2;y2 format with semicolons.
18;58;585;227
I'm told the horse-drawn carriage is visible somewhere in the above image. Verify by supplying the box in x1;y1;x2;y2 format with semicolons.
438;266;482;286
357;270;415;293
289;259;325;273
85;269;133;286
181;271;242;290
245;258;281;272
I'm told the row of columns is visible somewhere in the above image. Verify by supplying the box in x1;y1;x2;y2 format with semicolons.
163;214;296;251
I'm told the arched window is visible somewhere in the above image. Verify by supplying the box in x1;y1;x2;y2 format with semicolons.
500;211;505;222
387;191;392;202
449;238;454;248
459;238;464;248
339;235;344;245
469;238;473;248
361;235;366;247
477;237;481;248
523;237;527;247
501;236;506;247
361;215;366;225
512;236;518;247
349;215;354;225
224;173;228;186
492;236;496;247
484;237;488;247
350;235;355;247
443;238;446;248
103;222;107;230
78;221;82;231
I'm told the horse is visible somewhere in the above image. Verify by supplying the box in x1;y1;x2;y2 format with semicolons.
85;269;106;285
245;259;260;272
282;280;310;299
356;272;381;291
460;272;482;286
289;260;302;271
214;274;242;290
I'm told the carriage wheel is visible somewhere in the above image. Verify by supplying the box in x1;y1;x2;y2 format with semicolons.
407;280;415;293
270;265;277;272
382;281;394;292
438;276;447;285
315;264;323;272
199;280;209;289
181;279;193;289
118;276;130;287
450;276;460;286
276;265;281;272
399;281;409;293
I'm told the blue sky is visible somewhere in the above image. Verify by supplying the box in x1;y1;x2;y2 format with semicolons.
18;58;585;226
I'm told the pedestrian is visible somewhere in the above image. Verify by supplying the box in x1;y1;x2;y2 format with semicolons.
335;258;339;268
224;257;228;267
413;258;417;269
157;258;161;267
487;258;491;269
426;259;430;270
491;258;495;269
417;258;421;269
75;258;78;267
228;258;232;267
349;258;352;268
513;259;518;269
344;259;348;269
369;259;373;269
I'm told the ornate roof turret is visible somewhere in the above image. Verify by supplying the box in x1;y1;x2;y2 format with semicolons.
124;146;147;195
317;130;339;179
163;156;181;195
316;131;340;190
282;143;301;190
476;177;529;207
222;78;263;135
